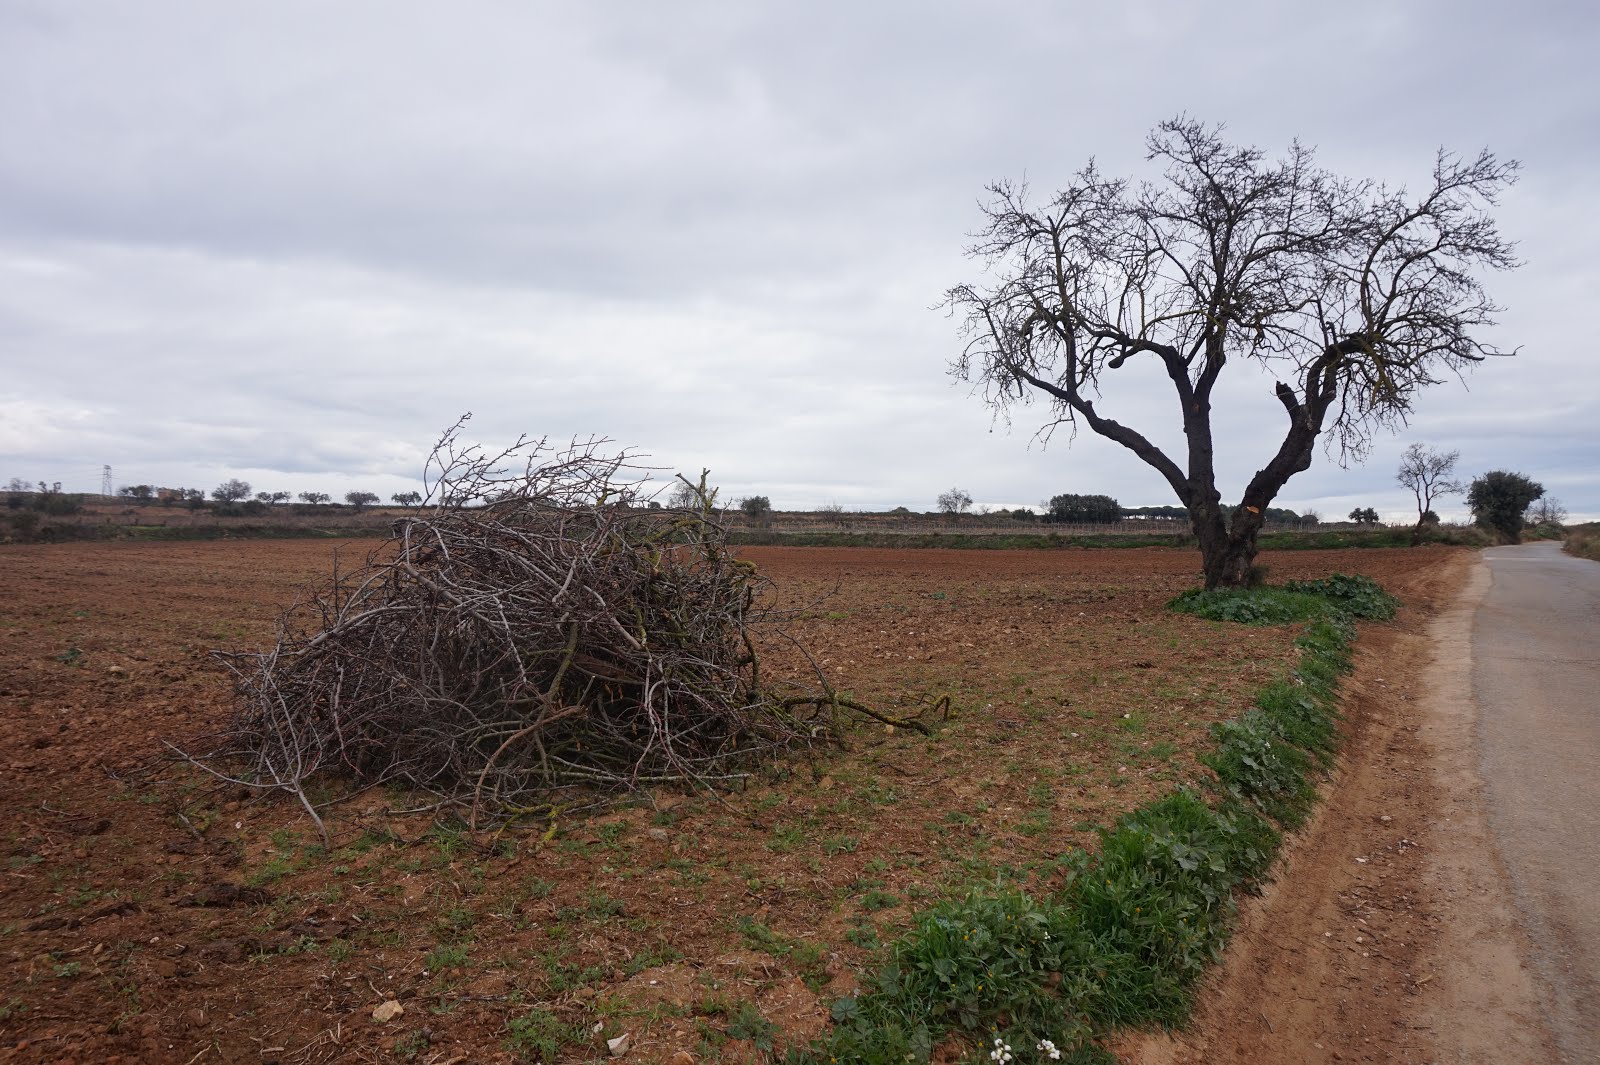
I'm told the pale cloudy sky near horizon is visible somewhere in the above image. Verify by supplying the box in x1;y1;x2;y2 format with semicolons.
2;1;1596;523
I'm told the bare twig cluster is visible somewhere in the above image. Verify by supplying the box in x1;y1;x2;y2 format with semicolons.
190;419;921;838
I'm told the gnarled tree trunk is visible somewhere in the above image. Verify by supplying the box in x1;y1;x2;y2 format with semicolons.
1192;500;1266;590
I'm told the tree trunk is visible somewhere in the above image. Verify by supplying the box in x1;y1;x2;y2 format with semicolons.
1193;503;1263;590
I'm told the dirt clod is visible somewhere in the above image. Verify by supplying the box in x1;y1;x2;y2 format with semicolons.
180;882;269;908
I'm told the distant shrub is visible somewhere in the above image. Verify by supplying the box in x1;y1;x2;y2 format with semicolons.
36;494;83;517
1468;470;1544;543
5;510;42;542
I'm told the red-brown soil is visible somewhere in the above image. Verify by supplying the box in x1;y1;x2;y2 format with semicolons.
0;540;1465;1063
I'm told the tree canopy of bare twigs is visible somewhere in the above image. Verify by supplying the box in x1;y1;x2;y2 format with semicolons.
937;487;973;515
949;117;1520;588
1527;496;1567;527
1395;442;1462;537
193;418;922;840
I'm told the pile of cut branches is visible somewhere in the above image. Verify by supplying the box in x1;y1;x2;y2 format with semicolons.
194;419;920;837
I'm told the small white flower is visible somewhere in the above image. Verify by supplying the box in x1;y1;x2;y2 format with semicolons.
1037;1039;1062;1061
989;1037;1014;1063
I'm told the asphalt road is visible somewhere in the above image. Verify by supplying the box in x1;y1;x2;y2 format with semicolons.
1472;541;1600;1063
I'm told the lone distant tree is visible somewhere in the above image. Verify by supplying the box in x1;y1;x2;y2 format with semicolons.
345;491;381;511
391;491;423;507
1528;497;1567;526
666;480;698;510
212;478;252;503
1046;493;1121;524
937;487;973;516
119;485;156;503
739;495;772;524
298;491;331;505
1467;471;1544;542
949;118;1519;588
1348;507;1381;525
1396;443;1463;542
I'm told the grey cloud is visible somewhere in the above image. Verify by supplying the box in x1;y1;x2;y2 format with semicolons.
2;1;1596;520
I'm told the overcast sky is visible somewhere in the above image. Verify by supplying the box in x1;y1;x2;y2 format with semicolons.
3;1;1595;522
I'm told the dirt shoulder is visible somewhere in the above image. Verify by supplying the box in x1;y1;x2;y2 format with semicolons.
1123;550;1559;1064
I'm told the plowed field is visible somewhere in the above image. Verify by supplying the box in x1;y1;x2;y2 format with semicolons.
0;540;1462;1063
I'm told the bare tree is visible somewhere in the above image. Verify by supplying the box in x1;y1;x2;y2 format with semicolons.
937;487;973;516
949;118;1519;587
1396;442;1462;539
665;479;699;510
1528;497;1567;526
816;501;851;529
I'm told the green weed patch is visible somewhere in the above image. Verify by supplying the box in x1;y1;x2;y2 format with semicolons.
1279;574;1398;620
795;582;1374;1064
1167;587;1328;625
1169;573;1396;626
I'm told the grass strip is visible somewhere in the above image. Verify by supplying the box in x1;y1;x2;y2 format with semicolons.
792;579;1388;1064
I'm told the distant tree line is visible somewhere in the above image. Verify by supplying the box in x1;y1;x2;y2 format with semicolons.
6;475;431;515
4;478;84;516
1036;493;1314;525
